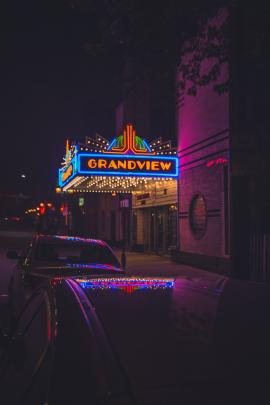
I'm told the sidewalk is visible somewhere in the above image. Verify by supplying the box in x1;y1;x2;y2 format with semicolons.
115;250;227;282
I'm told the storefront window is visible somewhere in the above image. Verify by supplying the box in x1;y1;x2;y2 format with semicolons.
150;211;155;251
189;194;207;239
132;211;137;245
168;206;177;247
157;212;164;250
101;210;105;231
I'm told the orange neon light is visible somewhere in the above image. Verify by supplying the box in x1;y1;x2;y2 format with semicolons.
87;158;172;171
62;164;73;182
66;139;69;158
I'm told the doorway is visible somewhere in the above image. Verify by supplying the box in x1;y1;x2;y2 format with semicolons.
110;210;116;243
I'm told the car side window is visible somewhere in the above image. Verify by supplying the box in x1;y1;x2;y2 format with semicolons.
18;251;26;268
20;243;33;269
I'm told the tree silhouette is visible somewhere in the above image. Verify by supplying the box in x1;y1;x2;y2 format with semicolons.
177;14;229;96
67;0;229;95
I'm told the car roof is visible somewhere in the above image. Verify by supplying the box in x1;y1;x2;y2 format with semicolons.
71;276;270;394
35;234;108;247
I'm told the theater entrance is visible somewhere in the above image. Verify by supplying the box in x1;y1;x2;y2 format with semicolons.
57;124;178;253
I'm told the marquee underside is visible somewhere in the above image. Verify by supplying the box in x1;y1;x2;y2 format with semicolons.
62;175;176;194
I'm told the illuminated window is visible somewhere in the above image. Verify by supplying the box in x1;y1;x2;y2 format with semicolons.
189;193;207;239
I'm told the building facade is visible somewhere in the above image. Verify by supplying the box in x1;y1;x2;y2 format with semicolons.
175;8;230;273
175;3;270;280
132;179;177;253
56;2;270;279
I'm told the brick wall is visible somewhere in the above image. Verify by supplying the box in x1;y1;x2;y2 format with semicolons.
179;163;227;257
176;7;230;265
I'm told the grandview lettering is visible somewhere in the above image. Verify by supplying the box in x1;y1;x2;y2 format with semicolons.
87;158;172;172
78;153;178;177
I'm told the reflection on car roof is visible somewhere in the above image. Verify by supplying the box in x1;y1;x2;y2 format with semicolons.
77;277;175;292
36;235;106;246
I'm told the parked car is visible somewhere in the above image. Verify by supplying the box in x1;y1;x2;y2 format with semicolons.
1;275;270;405
7;234;124;316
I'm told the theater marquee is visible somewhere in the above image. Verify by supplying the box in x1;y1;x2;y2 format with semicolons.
58;124;179;191
78;154;177;177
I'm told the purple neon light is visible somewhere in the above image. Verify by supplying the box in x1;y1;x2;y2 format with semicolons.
77;277;175;293
66;263;117;270
53;235;106;245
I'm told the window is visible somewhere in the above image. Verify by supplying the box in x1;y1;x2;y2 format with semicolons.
20;243;33;269
35;242;120;267
101;210;105;232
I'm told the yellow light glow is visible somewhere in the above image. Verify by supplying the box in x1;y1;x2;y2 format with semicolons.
62;174;177;195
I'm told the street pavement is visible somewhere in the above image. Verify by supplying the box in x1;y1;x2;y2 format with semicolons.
116;250;226;282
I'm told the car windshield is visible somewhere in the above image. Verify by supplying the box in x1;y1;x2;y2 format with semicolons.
35;242;120;267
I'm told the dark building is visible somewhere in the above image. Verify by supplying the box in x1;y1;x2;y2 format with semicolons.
56;2;270;279
176;8;229;273
115;59;178;253
175;3;270;280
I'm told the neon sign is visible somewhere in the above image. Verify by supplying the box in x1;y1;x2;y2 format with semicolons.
106;124;153;155
62;164;73;181
59;156;77;187
58;124;179;188
61;140;77;167
206;157;228;168
78;153;178;177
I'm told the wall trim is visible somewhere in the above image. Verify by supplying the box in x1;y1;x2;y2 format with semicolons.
178;128;229;154
171;249;230;275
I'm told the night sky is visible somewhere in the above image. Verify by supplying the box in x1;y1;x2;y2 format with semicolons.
0;1;117;199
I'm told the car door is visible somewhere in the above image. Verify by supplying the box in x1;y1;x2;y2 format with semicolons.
10;242;35;317
0;287;55;405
